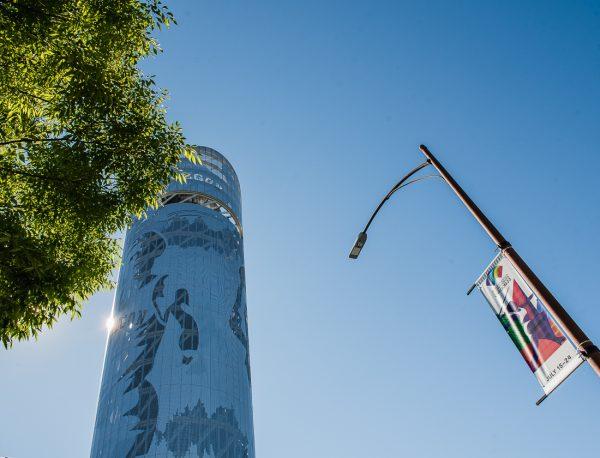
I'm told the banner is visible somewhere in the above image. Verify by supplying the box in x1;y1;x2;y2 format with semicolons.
475;252;584;401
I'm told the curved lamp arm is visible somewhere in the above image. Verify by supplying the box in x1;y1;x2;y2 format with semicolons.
349;160;431;259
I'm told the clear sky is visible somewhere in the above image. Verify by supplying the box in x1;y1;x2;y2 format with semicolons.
2;1;600;457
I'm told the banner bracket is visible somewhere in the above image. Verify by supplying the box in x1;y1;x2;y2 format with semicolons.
535;394;548;406
497;241;512;251
578;340;600;358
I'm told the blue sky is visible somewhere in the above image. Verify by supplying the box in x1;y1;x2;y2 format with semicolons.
2;1;600;456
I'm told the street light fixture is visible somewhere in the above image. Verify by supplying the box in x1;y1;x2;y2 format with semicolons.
349;232;367;259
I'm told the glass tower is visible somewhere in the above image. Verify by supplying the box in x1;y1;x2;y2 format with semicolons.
91;147;255;458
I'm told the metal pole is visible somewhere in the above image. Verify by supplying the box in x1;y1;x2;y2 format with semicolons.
419;144;600;378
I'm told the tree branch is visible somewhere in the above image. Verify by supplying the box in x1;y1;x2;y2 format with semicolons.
10;86;52;103
0;136;70;146
0;165;81;183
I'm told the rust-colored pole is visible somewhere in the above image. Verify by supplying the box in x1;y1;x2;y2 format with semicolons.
419;144;600;377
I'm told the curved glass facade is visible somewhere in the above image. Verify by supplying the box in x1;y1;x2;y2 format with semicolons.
91;147;255;458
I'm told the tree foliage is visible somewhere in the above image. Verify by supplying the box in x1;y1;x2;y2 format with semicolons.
0;0;196;346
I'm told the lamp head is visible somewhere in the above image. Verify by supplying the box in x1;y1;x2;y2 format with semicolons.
349;232;368;259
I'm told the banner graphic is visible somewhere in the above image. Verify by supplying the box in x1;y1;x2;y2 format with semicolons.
475;252;584;399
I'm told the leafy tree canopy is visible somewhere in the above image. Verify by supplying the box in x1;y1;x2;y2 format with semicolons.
0;0;197;346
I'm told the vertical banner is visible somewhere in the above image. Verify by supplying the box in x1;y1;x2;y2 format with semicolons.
475;252;584;401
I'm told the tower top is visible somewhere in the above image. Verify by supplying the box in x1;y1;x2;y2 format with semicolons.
163;146;243;233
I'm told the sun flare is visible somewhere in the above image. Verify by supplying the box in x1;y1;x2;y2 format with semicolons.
105;316;115;332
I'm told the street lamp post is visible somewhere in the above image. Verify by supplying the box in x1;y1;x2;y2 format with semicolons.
350;144;600;378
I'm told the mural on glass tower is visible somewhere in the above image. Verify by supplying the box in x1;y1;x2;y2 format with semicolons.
91;147;255;458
